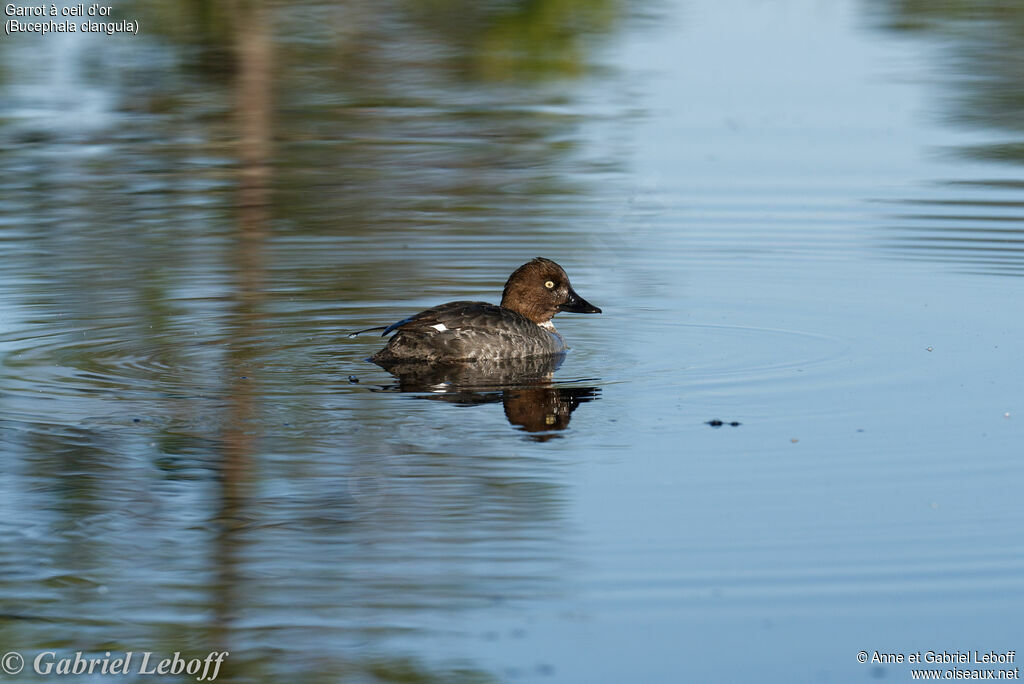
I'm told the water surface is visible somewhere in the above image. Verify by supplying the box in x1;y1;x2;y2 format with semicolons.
1;0;1023;682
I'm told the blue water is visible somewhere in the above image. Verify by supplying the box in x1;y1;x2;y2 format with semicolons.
1;0;1023;682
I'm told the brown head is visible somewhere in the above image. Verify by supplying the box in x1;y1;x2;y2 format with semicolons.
500;257;601;325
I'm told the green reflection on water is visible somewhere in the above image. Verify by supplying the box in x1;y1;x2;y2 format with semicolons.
868;1;1024;275
875;0;1024;163
0;1;627;682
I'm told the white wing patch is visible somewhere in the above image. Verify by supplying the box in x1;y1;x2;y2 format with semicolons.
431;323;448;332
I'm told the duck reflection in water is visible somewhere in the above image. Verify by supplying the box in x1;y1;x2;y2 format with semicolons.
372;353;600;440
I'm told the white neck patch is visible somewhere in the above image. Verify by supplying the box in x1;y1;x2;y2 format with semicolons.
538;320;556;331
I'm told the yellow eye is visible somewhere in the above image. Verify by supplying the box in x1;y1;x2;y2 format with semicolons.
544;280;555;289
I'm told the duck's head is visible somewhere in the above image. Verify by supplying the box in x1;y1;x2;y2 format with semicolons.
500;257;601;325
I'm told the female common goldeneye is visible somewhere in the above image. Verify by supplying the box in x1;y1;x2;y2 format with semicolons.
355;257;601;363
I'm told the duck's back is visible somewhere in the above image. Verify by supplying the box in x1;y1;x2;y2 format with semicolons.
370;301;565;363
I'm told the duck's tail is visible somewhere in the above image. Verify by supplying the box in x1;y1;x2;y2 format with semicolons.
347;325;389;339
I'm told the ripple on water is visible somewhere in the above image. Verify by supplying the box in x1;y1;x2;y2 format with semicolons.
875;184;1024;277
608;320;851;397
0;319;234;432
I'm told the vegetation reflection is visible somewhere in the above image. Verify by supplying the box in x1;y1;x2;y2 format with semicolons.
870;0;1024;276
0;0;624;681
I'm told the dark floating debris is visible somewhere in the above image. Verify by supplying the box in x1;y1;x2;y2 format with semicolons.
348;375;359;384
706;419;741;428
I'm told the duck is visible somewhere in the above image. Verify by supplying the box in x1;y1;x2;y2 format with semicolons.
354;257;601;363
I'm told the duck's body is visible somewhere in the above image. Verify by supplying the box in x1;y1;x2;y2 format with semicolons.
370;301;566;363
362;258;600;364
